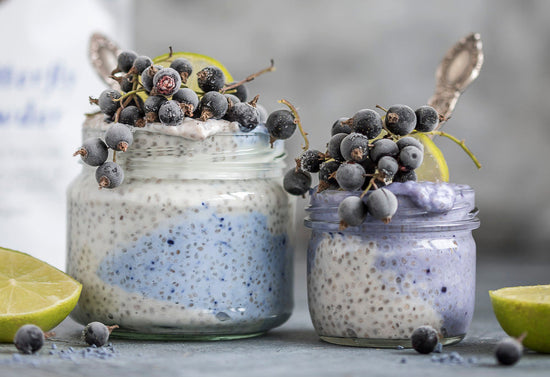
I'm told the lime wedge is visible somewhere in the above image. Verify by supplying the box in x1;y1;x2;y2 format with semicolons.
0;247;82;343
489;285;550;353
152;52;234;94
414;133;450;182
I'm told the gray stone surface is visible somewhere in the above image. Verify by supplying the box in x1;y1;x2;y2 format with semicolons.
1;253;549;377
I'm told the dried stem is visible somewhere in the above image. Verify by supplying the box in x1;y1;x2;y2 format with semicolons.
417;130;482;169
221;59;275;93
278;99;309;150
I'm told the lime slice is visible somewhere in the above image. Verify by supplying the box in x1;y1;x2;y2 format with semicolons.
152;52;234;94
0;247;82;343
489;285;550;353
414;133;450;182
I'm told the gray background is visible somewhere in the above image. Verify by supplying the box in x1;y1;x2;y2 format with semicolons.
134;0;550;260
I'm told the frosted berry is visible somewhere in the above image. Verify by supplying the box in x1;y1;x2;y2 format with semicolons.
152;68;181;96
198;91;228;120
105;123;133;152
158;100;184;126
170;57;193;83
415;105;439;132
197;66;225;92
14;324;44;354
82;322;118;347
96;162;124;189
266;109;296;140
411;325;439;354
74;138;109;166
366;188;398;223
338;196;367;227
283;168;311;196
385;104;416;135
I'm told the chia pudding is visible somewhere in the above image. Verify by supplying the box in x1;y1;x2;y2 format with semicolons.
66;114;294;339
305;181;479;347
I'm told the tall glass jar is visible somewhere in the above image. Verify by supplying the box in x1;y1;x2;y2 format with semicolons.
305;182;479;348
66;115;294;340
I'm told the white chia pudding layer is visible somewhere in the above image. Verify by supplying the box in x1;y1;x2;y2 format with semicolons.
305;182;478;341
66;114;294;335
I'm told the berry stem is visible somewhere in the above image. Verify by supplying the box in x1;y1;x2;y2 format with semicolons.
221;59;275;93
417;130;482;169
113;89;147;102
375;104;388;113
278;99;309;150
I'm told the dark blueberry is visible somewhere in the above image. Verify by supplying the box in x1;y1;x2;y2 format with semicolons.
152;68;181;97
119;75;134;93
169;57;193;83
411;325;439;354
370;138;399;162
82;322;114;347
385;104;417;136
131;55;153;75
300;149;324;173
225;102;260;132
283;168;311;196
115;50;137;73
158;100;184;126
265;109;296;140
415;105;439;132
399;145;424;170
331;117;352;136
366;188;398;223
359;157;377;175
335;163;366;191
74;137;109;166
227;82;248;102
198;91;228;120
119;106;144;127
319;160;341;188
96;161;124;189
224;93;241;106
140;65;163;92
495;337;523;366
197;66;225;92
393;169;417;182
396;136;424;151
144;95;168;122
14;324;44;354
105;123;133;151
377;156;399;178
338;196;367;227
172;88;199;116
97;89;121;117
327;133;348;161
340;132;370;162
350;109;383;139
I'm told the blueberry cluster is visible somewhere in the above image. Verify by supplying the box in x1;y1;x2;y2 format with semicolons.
91;49;269;130
73;123;132;189
283;104;441;227
78;49;292;189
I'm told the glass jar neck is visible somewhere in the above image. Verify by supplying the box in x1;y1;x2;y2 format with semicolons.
304;182;480;233
82;116;286;180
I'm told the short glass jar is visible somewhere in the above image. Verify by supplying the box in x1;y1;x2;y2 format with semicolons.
66;115;294;340
304;182;479;348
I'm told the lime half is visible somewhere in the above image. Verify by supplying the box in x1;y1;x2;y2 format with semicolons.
153;52;234;94
414;133;450;182
489;285;550;353
0;247;82;343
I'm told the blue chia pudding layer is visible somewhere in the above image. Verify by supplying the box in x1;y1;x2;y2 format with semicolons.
66;114;294;335
305;182;479;341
